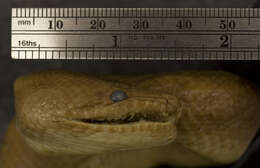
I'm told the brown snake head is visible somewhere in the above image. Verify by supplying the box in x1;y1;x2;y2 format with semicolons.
14;70;180;156
13;70;260;165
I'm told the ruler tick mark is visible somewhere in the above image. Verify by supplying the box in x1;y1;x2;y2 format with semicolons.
76;8;78;25
32;8;35;25
248;8;251;25
65;40;68;58
38;44;41;59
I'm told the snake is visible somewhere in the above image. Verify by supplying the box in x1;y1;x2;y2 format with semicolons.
0;70;260;168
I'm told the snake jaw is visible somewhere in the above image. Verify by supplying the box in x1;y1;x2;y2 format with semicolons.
14;71;181;156
69;96;180;126
15;80;179;155
36;96;180;155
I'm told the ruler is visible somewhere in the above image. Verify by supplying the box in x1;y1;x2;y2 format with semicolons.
11;8;260;60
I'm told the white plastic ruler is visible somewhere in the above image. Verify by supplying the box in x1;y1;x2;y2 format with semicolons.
11;8;260;60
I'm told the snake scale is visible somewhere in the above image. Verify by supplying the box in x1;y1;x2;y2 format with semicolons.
0;70;260;168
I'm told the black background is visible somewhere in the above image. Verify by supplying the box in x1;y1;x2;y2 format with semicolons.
1;0;260;167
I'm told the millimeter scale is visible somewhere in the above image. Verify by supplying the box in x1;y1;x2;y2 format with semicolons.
11;8;260;60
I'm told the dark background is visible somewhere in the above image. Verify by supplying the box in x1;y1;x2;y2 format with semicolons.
1;0;260;168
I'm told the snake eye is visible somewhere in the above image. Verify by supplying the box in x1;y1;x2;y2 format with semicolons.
110;90;128;102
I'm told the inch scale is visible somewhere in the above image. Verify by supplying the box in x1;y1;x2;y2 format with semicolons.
11;8;260;60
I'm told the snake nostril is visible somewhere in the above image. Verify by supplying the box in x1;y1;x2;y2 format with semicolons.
110;90;128;102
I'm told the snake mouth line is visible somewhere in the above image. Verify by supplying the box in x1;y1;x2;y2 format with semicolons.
76;112;173;125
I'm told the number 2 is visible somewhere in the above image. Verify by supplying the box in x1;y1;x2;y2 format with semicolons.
220;35;229;48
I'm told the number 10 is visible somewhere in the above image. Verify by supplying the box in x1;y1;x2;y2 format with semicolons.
48;20;64;30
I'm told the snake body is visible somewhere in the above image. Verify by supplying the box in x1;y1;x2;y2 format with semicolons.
0;70;260;168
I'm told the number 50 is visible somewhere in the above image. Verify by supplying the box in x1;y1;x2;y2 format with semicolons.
219;20;236;30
